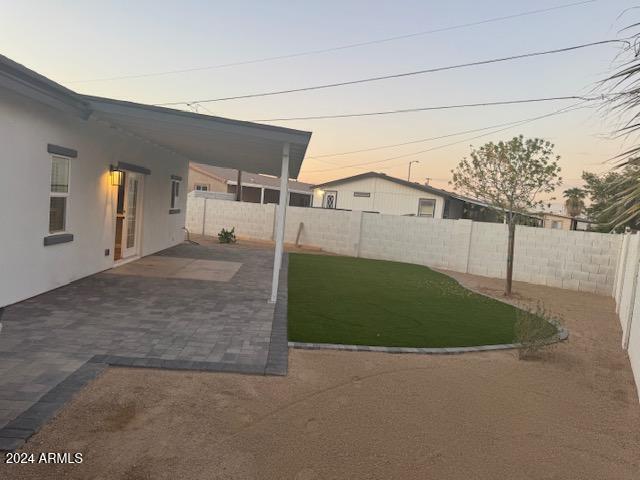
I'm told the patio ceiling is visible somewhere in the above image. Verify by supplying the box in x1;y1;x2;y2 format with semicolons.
85;96;312;178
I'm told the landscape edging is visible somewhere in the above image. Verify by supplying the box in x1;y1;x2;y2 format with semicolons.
289;327;569;354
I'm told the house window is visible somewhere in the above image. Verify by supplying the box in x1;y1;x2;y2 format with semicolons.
170;179;181;209
49;155;70;233
194;183;209;191
353;191;371;197
551;220;562;229
418;198;436;217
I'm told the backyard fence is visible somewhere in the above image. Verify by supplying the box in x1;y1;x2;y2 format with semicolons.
186;194;621;296
613;232;640;400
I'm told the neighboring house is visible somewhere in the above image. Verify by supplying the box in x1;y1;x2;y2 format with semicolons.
0;54;311;307
312;172;542;226
312;172;451;217
541;212;591;231
189;163;313;207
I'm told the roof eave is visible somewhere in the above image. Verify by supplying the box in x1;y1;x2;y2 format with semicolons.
0;54;89;116
82;95;312;145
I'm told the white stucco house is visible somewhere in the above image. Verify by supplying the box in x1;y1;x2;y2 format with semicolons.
313;172;450;217
312;171;515;222
0;54;311;307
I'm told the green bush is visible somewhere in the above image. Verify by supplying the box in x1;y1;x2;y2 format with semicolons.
218;227;237;244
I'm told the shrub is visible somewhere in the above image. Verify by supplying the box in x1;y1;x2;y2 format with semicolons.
514;302;561;360
218;227;237;244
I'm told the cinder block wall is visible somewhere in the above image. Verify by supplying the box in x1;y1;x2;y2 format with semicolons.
186;194;275;240
284;207;354;256
186;197;623;295
510;226;621;295
358;214;468;271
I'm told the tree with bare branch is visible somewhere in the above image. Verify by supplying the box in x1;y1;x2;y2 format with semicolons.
451;136;562;296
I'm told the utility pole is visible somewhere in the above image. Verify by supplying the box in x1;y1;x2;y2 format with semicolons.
408;160;420;181
236;170;242;201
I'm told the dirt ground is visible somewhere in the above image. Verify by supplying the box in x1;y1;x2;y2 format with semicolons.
2;273;639;480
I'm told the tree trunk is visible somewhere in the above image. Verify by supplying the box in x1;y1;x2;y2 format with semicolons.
505;221;516;296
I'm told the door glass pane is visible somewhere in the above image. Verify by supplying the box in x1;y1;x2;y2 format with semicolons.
126;178;138;249
51;156;69;193
49;197;66;232
326;193;335;208
116;172;126;214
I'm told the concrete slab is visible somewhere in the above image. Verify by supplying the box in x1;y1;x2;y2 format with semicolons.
108;256;242;283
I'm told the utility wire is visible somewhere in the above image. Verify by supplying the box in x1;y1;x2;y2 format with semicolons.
157;39;624;106
67;0;597;84
303;102;590;173
254;95;599;122
306;109;594;160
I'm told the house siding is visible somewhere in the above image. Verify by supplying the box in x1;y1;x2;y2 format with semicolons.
0;89;188;307
187;167;227;192
543;214;574;230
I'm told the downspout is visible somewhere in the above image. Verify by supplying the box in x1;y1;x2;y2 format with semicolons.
201;196;207;236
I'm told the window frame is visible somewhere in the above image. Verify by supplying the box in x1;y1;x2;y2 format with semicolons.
49;154;71;234
194;183;209;192
170;178;181;209
417;198;436;218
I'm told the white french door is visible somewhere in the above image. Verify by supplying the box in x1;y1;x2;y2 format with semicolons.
121;172;143;259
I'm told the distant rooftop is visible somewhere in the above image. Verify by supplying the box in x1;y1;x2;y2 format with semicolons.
190;162;314;193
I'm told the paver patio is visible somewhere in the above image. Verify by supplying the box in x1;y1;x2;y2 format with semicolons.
0;241;288;447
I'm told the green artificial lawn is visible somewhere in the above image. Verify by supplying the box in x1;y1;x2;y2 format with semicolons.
288;253;555;348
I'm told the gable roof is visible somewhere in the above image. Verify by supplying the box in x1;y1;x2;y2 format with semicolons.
0;54;312;178
314;172;454;198
190;163;313;193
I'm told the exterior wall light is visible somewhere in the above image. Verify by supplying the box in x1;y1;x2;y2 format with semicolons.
110;165;124;187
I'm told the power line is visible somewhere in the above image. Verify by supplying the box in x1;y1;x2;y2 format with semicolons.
157;39;623;106
303;102;589;173
254;96;599;122
305;110;593;160
67;0;598;84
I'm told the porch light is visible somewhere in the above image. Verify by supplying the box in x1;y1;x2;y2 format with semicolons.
110;166;124;187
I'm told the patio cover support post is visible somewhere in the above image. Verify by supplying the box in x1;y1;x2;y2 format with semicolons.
270;143;290;303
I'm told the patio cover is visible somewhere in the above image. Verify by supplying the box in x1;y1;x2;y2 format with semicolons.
83;96;307;302
84;96;311;179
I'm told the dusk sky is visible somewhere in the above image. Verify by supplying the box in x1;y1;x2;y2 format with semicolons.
1;0;636;204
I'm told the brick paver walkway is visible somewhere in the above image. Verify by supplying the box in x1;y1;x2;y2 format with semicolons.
0;242;288;443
